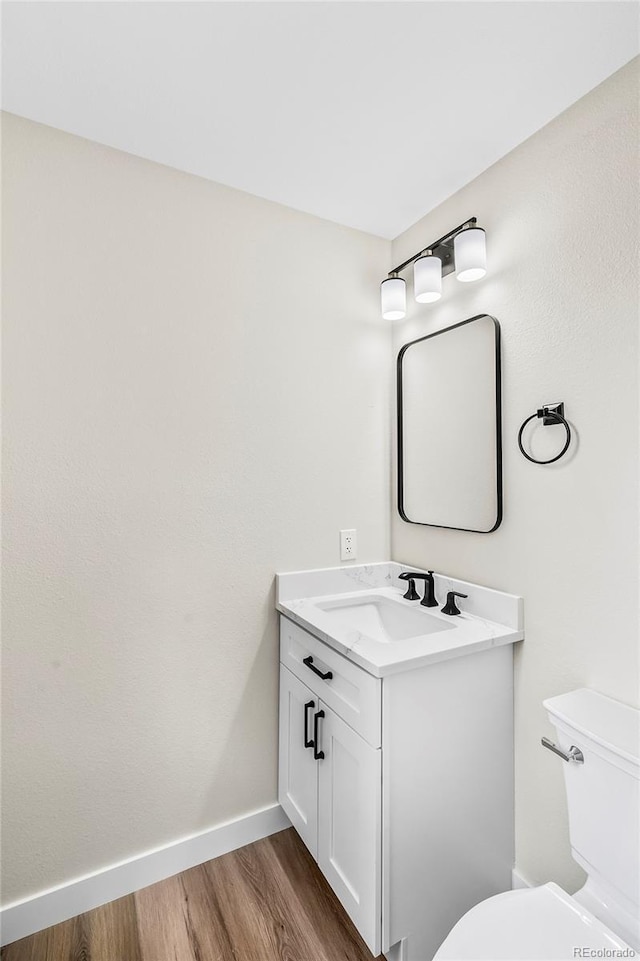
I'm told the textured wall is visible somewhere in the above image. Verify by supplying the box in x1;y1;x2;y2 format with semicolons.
391;60;639;890
1;113;391;903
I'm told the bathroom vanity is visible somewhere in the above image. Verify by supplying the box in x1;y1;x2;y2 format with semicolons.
276;563;523;961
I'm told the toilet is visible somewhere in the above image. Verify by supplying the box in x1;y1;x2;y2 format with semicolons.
433;688;640;960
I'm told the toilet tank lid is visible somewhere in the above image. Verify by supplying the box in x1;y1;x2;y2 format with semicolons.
543;689;639;768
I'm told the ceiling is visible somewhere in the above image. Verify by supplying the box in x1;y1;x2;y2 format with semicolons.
2;2;638;239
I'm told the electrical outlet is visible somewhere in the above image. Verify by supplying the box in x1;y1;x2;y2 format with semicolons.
340;529;357;561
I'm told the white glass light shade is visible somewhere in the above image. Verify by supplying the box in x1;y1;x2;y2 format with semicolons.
454;227;487;282
414;254;442;303
381;276;406;320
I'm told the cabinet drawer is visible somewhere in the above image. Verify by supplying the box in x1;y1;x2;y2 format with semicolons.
280;616;381;747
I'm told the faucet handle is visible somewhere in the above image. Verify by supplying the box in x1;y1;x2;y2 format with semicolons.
441;591;468;616
398;572;420;600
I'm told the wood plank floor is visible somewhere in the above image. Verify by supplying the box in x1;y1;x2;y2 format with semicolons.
2;828;383;961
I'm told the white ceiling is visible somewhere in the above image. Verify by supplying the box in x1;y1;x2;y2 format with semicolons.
2;2;638;239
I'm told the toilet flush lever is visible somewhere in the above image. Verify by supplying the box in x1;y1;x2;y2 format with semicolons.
541;737;584;764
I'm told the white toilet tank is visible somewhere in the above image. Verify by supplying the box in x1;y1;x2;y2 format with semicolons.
544;688;640;948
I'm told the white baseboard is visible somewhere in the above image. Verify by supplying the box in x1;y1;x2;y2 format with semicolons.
512;867;533;890
1;802;291;947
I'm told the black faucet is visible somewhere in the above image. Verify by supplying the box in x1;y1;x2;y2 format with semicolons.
441;591;468;616
398;571;438;607
398;572;420;600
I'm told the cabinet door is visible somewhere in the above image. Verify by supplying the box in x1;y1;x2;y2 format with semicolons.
278;665;319;858
317;702;382;956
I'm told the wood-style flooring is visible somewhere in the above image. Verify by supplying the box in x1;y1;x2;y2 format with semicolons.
1;828;383;961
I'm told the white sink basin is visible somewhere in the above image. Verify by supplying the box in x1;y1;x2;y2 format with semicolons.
313;594;454;644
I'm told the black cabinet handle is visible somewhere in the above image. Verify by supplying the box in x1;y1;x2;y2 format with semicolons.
303;655;333;681
313;710;325;760
304;700;315;749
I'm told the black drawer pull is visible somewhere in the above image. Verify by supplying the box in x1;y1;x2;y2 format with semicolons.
304;700;315;749
313;710;325;760
303;656;333;681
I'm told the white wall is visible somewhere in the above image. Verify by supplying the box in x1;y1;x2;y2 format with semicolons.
1;112;391;904
391;59;639;891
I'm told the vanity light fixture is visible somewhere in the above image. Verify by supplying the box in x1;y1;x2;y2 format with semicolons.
454;226;487;282
380;272;406;321
380;217;486;319
414;251;442;304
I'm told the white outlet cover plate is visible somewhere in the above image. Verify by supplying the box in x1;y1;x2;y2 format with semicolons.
340;530;357;561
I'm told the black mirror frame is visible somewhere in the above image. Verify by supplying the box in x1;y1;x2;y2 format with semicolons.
397;313;503;534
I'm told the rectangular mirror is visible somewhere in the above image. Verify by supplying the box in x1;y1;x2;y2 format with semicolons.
397;313;502;532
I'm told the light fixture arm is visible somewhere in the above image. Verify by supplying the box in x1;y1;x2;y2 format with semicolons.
387;217;477;279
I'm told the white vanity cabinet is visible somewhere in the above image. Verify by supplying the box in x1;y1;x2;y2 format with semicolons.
278;608;517;961
278;618;382;954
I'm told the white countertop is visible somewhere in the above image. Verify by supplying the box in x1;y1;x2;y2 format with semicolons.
276;562;524;677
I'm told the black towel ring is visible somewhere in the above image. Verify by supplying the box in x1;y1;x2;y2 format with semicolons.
518;404;571;465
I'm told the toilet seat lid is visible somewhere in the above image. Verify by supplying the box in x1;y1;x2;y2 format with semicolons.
433;882;634;961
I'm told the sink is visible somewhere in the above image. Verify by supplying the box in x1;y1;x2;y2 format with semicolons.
313;594;454;644
276;563;524;677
